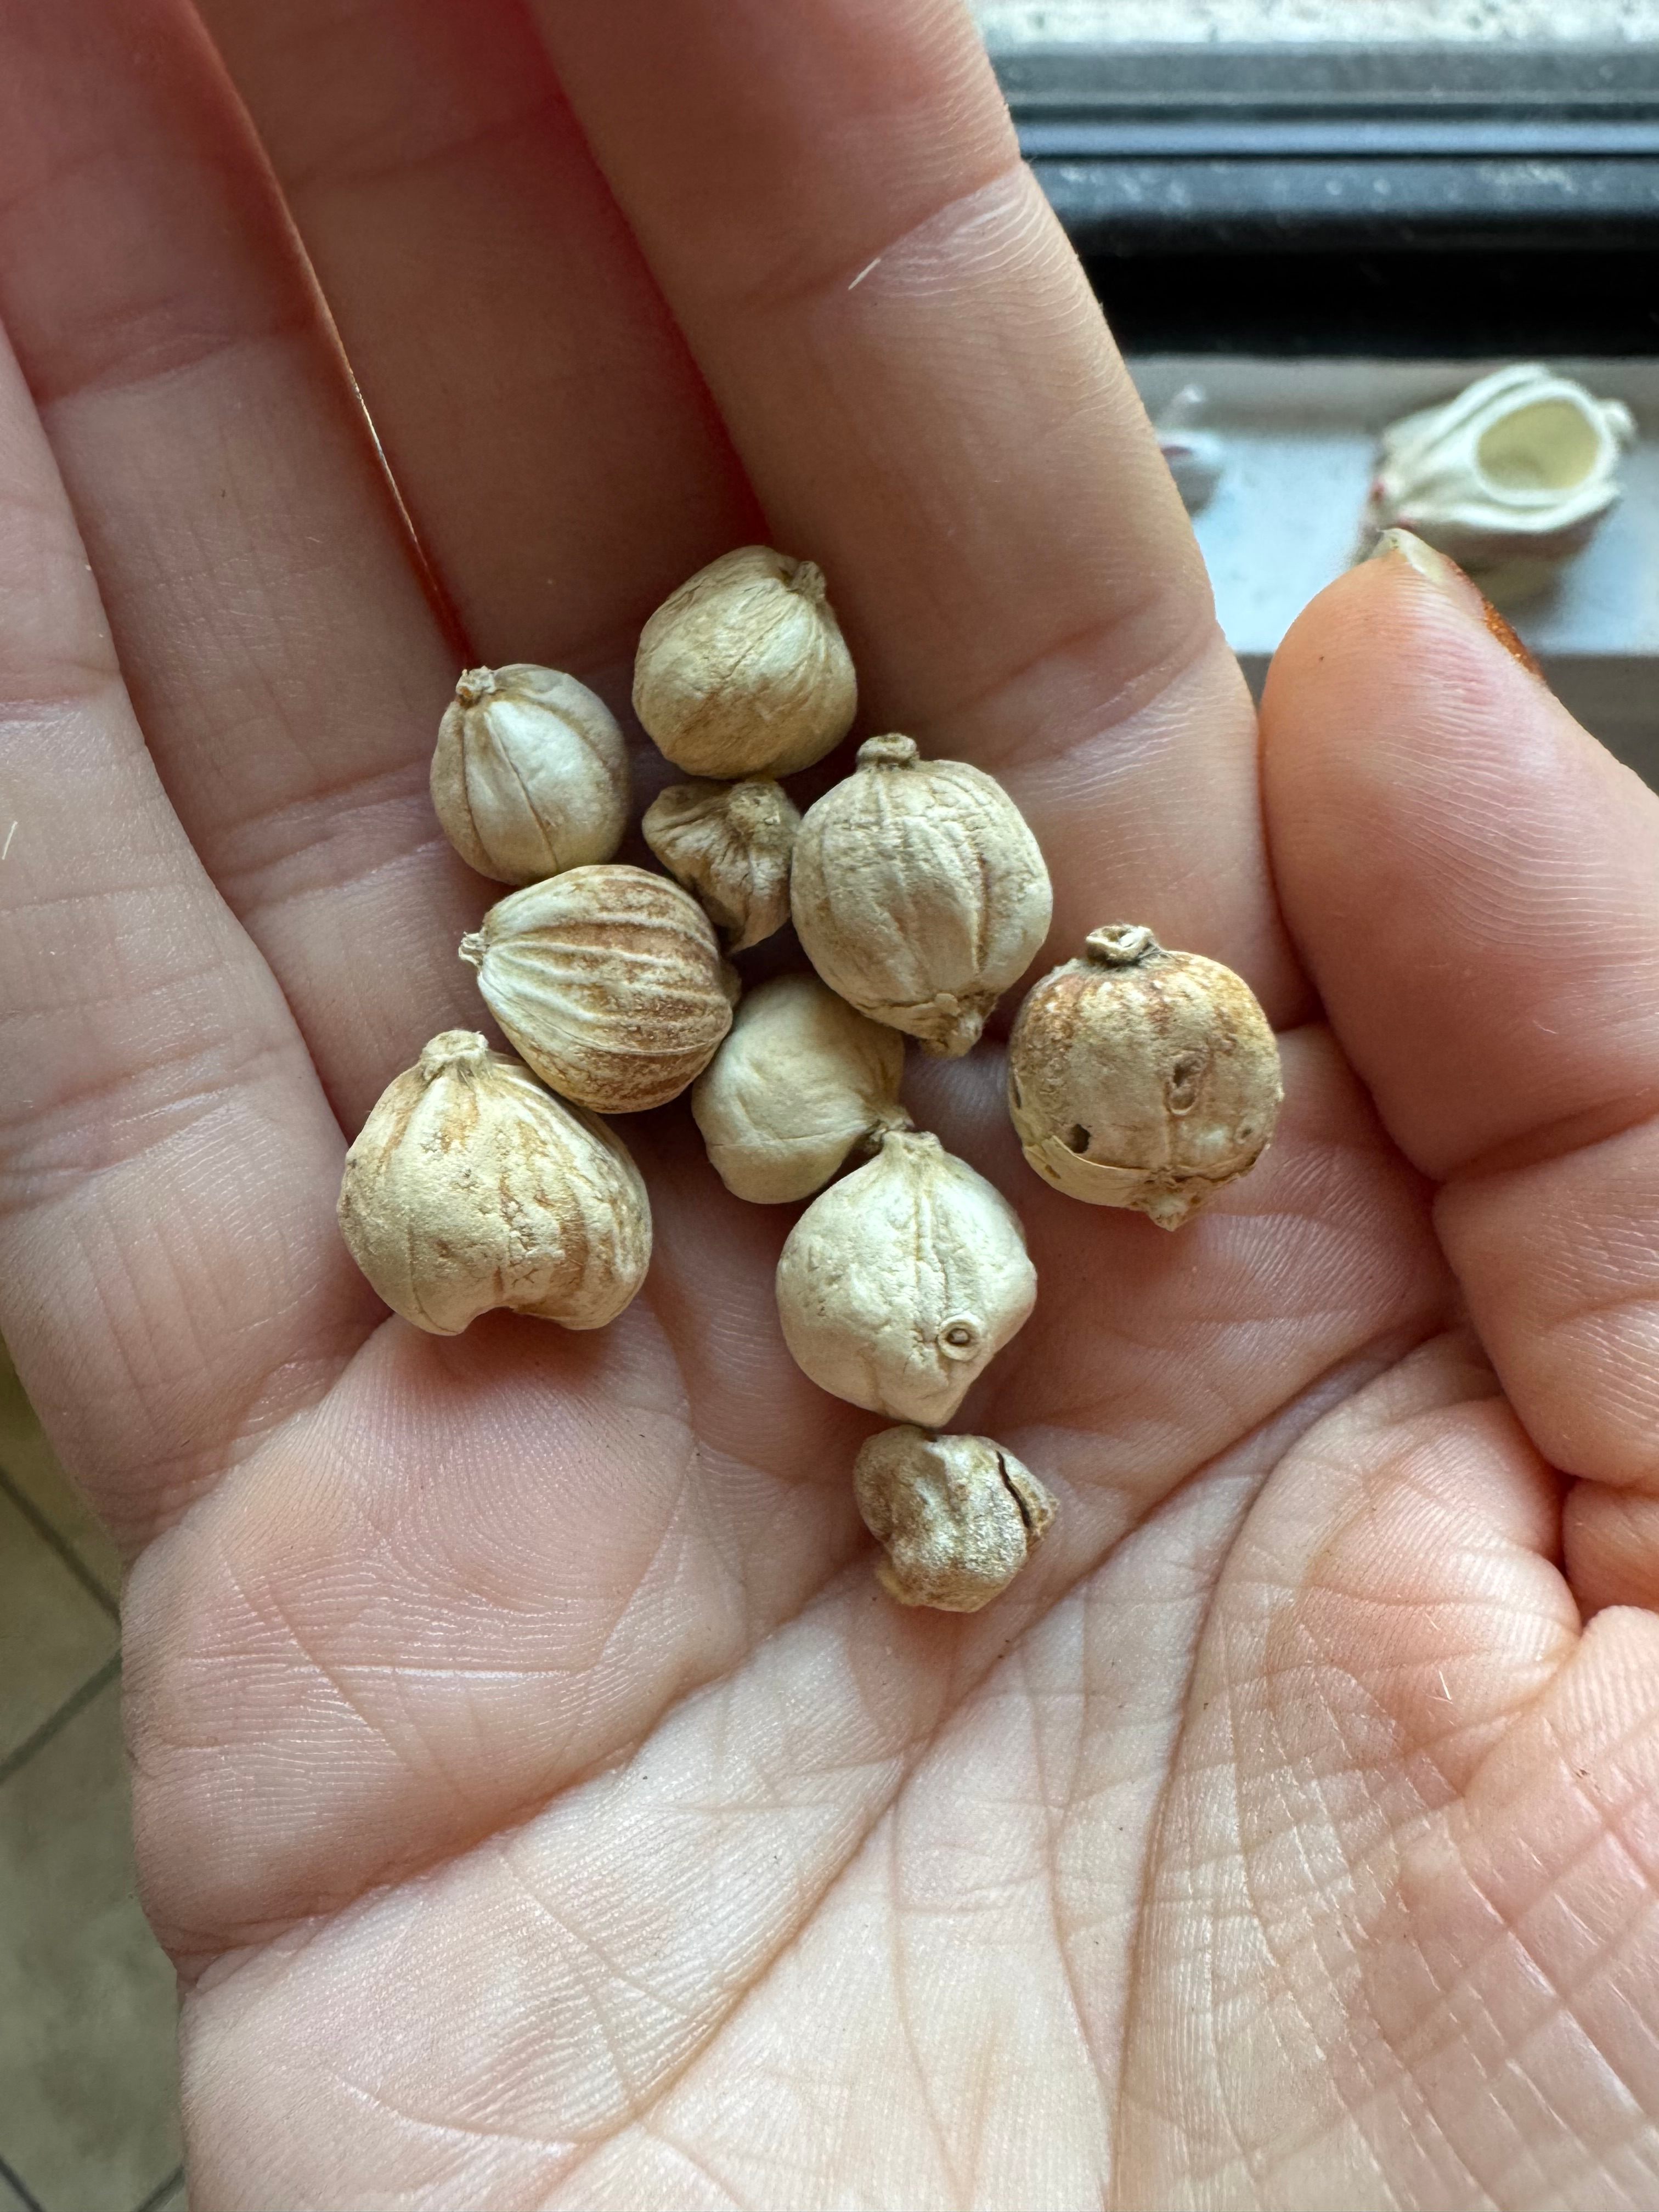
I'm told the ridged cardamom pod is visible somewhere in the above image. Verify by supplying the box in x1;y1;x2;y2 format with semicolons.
337;1031;651;1334
854;1427;1057;1613
1007;924;1282;1229
775;1127;1036;1426
641;777;800;951
460;865;737;1114
791;735;1053;1057
632;545;857;779
430;664;630;886
691;973;909;1204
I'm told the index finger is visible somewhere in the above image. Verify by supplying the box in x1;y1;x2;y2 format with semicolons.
529;0;1303;1014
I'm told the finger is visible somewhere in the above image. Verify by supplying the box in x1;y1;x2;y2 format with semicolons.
0;0;493;1125
190;0;757;663
0;326;370;1549
527;0;1303;1013
1263;531;1659;1610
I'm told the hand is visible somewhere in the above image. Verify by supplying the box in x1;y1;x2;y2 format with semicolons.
3;1;1657;2203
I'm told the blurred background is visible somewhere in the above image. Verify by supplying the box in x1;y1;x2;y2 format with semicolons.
0;1339;181;2212
3;1;1657;2205
985;0;1659;778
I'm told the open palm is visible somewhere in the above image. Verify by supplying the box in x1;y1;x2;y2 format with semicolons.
4;0;1659;2204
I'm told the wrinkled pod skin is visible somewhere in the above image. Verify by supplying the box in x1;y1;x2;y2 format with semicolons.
775;1127;1037;1426
338;1031;652;1334
460;865;737;1115
854;1427;1058;1613
791;734;1053;1057
632;545;857;780
1008;923;1283;1229
692;973;909;1204
641;777;800;951
430;663;630;886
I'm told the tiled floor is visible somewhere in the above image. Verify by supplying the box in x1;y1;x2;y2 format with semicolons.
0;1341;185;2212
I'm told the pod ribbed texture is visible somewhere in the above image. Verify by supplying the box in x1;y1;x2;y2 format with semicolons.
632;546;857;780
338;1031;651;1334
791;736;1052;1057
430;664;630;887
461;865;735;1114
642;777;800;950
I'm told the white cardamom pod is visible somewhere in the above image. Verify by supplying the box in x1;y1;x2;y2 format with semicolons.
691;973;908;1204
854;1427;1057;1613
775;1127;1036;1426
460;865;737;1114
1007;923;1282;1229
791;734;1053;1057
641;777;800;951
337;1030;651;1334
430;664;630;885
632;545;857;779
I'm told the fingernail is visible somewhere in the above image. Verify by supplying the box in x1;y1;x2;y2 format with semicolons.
1366;527;1545;682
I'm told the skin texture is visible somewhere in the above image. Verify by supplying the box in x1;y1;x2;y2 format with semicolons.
1;0;1658;2204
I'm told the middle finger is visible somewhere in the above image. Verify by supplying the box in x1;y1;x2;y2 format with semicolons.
190;0;757;665
529;0;1307;1017
0;0;749;1127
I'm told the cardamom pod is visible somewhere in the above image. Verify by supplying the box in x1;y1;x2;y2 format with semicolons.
775;1127;1036;1426
854;1427;1057;1612
641;777;800;951
460;865;737;1114
430;663;629;886
791;735;1052;1057
633;546;857;779
692;973;908;1203
1008;923;1282;1228
338;1030;651;1334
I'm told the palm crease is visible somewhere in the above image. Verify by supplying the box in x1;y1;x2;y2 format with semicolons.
1;0;1658;2207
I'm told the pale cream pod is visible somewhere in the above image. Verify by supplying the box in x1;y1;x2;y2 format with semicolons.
791;735;1053;1057
854;1427;1057;1613
431;664;630;885
632;545;857;779
641;777;801;951
691;973;907;1204
1008;924;1282;1229
460;865;737;1114
337;1030;651;1334
775;1127;1037;1426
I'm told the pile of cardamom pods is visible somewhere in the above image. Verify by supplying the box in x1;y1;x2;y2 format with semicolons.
339;547;1283;1613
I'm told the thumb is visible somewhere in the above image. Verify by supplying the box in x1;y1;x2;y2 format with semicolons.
1262;528;1659;1613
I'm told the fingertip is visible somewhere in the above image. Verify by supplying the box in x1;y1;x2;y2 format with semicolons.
1264;529;1550;743
1260;535;1659;1183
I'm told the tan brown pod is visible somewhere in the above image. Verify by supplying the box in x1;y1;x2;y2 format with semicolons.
854;1427;1057;1613
633;546;857;780
460;865;737;1113
641;777;800;951
1007;924;1282;1229
791;735;1052;1057
692;974;907;1204
338;1032;651;1334
430;664;629;886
